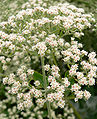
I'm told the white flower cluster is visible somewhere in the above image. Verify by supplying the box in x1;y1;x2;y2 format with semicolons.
36;42;47;56
0;0;96;118
61;38;97;101
0;86;75;119
2;66;37;110
0;87;44;119
51;102;75;119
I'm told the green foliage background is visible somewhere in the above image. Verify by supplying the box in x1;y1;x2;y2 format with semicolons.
0;0;97;119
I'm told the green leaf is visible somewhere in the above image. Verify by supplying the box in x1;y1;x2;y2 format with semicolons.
42;110;48;117
70;77;75;85
65;71;69;77
33;71;44;87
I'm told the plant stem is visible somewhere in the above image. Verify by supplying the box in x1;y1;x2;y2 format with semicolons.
51;49;62;80
46;101;52;119
67;101;82;119
41;57;47;89
51;49;58;66
41;56;52;119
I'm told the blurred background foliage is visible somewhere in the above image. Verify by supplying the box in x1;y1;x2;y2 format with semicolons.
0;0;28;22
0;0;97;119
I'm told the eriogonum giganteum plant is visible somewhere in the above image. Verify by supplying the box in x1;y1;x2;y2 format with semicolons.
0;0;97;119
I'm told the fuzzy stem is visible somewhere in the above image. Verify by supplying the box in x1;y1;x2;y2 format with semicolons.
68;101;82;119
41;56;52;119
51;49;62;80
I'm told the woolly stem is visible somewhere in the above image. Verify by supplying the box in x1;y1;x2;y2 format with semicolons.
68;101;82;119
41;56;52;119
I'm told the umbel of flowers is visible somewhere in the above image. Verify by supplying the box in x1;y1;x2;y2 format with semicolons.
0;0;96;119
